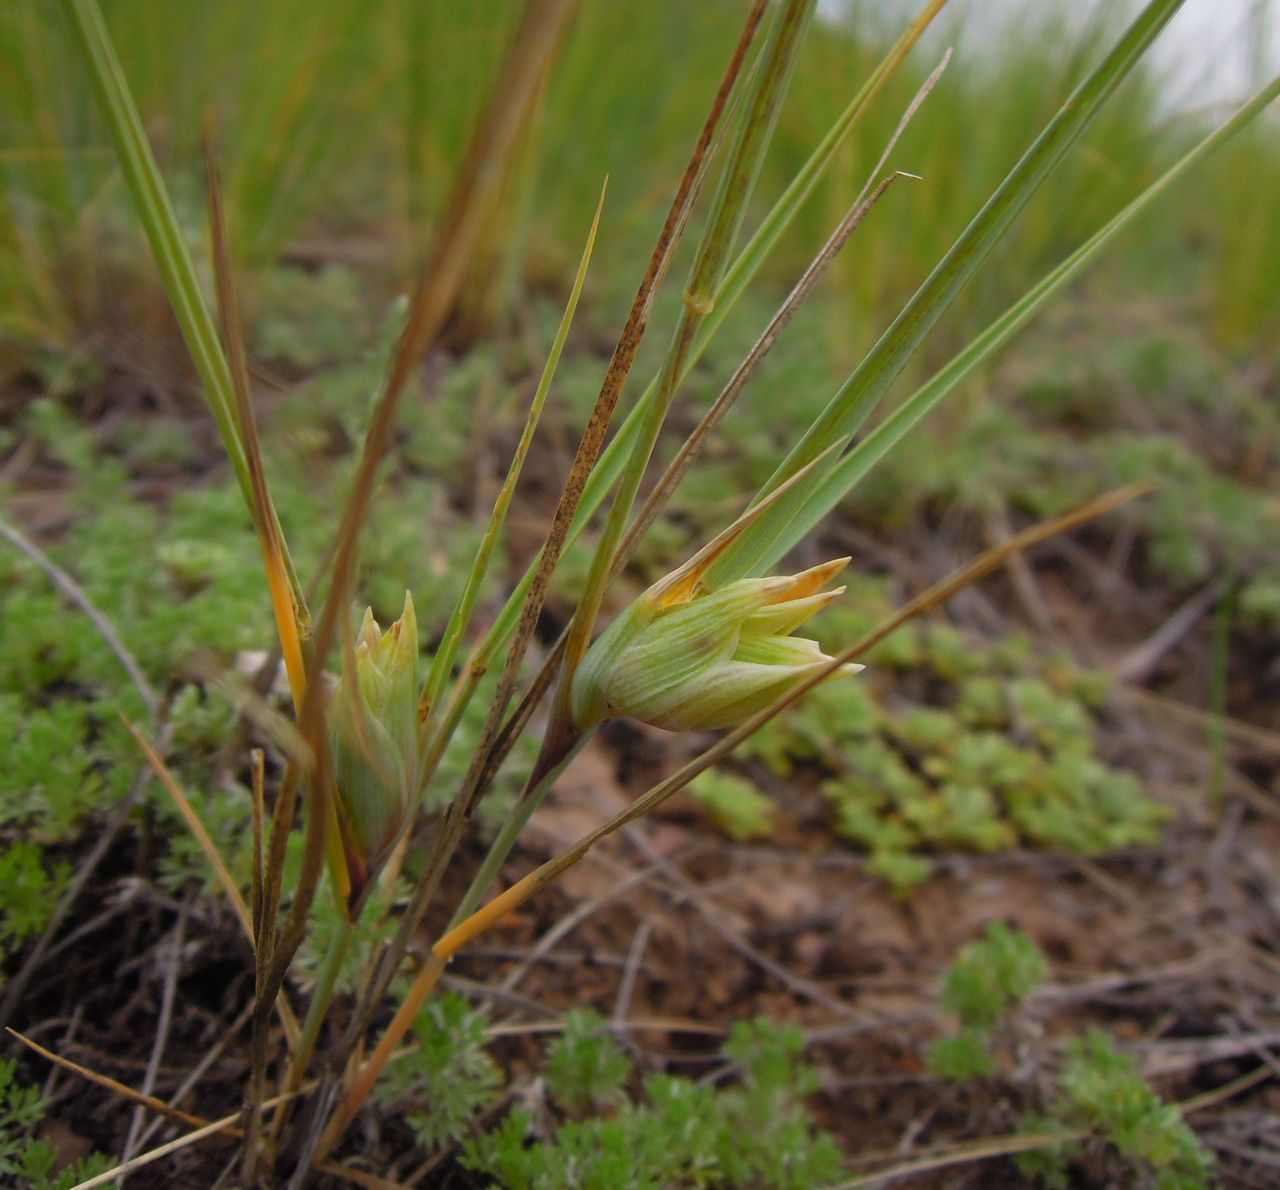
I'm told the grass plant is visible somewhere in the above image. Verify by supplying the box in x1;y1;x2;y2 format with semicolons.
1;0;1277;1184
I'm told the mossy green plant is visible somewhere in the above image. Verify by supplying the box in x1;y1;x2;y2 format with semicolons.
728;578;1168;891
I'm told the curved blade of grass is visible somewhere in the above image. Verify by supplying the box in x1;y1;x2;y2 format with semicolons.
706;0;1186;586
59;0;305;617
758;70;1280;568
203;124;310;710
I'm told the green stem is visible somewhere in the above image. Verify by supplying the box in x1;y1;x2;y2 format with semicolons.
448;732;591;930
288;915;354;1097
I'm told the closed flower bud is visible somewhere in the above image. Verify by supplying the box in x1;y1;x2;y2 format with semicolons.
572;557;861;733
330;591;419;900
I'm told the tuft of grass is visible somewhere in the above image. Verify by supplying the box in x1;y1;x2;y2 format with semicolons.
3;0;1276;1182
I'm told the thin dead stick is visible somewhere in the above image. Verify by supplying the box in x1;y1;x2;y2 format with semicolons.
121;895;190;1167
828;1062;1274;1188
623;826;860;1019
11;1027;397;1189
1121;683;1280;755
829;1129;1086;1188
7;1027;207;1130
0;515;157;714
137;998;256;1149
1175;1061;1274;1114
1112;577;1226;683
612;919;653;1031
485;1016;726;1041
65;1095;293;1190
498;851;681;995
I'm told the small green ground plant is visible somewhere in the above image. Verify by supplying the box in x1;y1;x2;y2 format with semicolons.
930;925;1215;1189
723;577;1168;891
462;1013;843;1190
0;1059;111;1189
2;0;1277;1185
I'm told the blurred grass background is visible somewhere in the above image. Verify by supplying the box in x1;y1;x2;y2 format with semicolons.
2;0;1278;635
2;0;1275;378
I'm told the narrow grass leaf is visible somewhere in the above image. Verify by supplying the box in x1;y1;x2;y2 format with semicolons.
760;70;1280;568
59;0;305;611
203;124;310;704
707;0;1186;584
421;180;607;727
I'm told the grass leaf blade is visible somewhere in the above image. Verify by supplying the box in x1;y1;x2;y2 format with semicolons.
708;0;1187;584
760;70;1280;568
